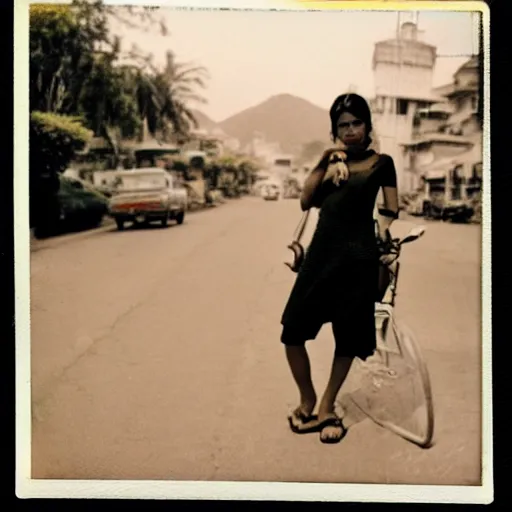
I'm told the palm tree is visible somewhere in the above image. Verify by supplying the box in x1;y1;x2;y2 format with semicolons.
134;50;208;142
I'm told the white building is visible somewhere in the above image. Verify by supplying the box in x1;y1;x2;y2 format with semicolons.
370;21;443;193
401;56;482;205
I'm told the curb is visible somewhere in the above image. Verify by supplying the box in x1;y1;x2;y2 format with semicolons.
29;201;233;252
30;219;117;252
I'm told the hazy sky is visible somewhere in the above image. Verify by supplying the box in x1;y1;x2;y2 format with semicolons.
109;8;479;121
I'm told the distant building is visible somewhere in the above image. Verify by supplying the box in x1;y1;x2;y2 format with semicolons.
183;128;225;157
244;131;282;167
370;21;443;193
401;56;482;203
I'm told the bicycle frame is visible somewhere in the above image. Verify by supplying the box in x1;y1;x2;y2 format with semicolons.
375;257;400;352
357;224;435;448
374;226;426;365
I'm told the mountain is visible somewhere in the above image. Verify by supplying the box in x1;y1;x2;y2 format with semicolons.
217;93;331;154
190;109;219;132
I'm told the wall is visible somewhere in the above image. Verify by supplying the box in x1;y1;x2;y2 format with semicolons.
373;106;418;193
416;116;445;135
374;62;434;100
430;142;472;161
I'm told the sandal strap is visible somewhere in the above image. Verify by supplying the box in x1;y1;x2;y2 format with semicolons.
319;416;344;429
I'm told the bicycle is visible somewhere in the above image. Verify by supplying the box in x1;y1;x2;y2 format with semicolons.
345;224;435;449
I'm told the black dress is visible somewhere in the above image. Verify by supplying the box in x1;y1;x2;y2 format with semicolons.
280;150;397;360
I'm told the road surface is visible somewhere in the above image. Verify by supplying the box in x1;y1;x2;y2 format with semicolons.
29;197;483;485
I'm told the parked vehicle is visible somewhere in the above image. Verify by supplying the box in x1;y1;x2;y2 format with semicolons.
108;168;188;230
262;183;280;201
441;199;475;223
423;197;474;223
405;195;429;216
34;174;109;238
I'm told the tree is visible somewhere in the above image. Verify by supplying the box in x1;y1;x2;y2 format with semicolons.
78;54;141;165
29;1;171;138
133;51;208;142
29;0;209;176
30;111;93;174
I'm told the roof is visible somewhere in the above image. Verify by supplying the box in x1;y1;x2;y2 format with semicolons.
454;56;479;76
445;84;479;98
432;83;455;97
133;140;180;152
112;168;168;176
378;92;445;103
415;149;482;177
401;133;474;147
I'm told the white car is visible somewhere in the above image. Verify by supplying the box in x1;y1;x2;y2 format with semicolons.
108;168;188;230
262;183;280;201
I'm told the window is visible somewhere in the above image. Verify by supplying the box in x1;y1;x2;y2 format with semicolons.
396;99;408;116
471;95;478;110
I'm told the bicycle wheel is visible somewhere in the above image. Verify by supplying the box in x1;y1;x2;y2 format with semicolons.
347;316;435;448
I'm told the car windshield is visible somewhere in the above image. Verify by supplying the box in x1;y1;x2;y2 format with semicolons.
113;174;167;191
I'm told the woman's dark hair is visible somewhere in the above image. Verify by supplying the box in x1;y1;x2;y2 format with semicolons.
329;93;373;147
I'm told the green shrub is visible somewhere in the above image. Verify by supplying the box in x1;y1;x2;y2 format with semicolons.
29;111;92;229
30;111;93;175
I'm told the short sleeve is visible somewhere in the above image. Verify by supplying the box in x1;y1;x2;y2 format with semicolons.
379;155;397;188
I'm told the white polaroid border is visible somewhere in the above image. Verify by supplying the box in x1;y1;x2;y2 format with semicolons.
15;0;492;503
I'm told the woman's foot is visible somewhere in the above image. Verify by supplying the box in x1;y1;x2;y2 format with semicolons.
318;413;347;444
288;396;318;433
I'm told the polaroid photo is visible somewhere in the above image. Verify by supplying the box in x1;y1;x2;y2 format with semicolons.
15;0;491;503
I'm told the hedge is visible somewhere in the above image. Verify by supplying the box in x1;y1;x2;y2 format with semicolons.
30;111;93;176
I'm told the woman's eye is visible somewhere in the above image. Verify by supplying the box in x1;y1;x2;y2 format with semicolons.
338;120;363;129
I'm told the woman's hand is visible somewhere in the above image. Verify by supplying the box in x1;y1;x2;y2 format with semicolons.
376;228;398;266
379;253;398;266
325;151;349;185
300;148;341;210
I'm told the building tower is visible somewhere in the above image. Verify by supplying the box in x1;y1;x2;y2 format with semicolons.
371;20;440;193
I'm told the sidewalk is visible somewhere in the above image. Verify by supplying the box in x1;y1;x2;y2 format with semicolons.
29;200;230;252
30;218;116;252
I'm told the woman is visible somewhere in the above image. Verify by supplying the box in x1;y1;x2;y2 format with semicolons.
281;93;399;444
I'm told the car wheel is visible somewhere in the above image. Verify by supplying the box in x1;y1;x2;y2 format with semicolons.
176;211;185;225
115;219;124;231
161;214;169;228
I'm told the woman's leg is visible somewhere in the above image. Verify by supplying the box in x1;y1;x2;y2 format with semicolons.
285;345;317;416
282;325;319;427
317;355;354;442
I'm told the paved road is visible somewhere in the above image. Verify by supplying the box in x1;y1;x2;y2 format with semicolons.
30;197;482;485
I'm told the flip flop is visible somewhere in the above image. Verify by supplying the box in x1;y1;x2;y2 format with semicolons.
318;415;347;444
288;409;321;434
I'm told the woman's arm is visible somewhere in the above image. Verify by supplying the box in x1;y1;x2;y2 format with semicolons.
300;150;332;211
375;157;399;265
377;186;399;237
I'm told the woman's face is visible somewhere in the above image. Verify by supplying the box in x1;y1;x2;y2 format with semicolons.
336;111;367;147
